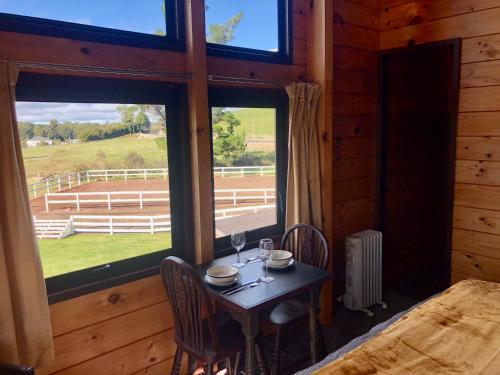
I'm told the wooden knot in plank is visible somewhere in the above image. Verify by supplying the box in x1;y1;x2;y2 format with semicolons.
107;293;121;304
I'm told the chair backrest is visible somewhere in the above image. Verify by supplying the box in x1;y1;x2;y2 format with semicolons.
160;256;219;354
280;223;328;270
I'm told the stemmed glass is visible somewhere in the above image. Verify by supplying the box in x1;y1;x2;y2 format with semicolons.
231;230;246;268
259;238;274;283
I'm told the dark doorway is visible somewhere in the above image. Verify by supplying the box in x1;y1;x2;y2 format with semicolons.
378;39;460;299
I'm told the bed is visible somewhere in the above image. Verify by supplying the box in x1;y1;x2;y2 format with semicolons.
296;279;500;375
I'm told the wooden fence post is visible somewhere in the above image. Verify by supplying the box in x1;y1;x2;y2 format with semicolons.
45;194;49;212
107;192;111;210
76;193;80;211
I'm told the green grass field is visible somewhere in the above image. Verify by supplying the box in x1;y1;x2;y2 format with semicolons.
21;108;275;183
22;134;166;182
231;108;275;138
38;233;172;278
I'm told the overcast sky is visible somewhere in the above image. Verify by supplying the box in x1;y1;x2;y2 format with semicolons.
15;102;123;124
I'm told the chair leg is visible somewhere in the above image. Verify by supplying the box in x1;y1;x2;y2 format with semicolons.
270;326;282;375
206;362;214;375
315;314;327;358
255;343;268;375
233;351;241;375
171;347;183;375
225;358;232;375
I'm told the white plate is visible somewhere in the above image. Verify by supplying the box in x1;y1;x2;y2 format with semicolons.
267;259;295;270
205;273;241;287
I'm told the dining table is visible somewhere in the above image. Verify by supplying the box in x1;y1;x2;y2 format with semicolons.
195;248;333;375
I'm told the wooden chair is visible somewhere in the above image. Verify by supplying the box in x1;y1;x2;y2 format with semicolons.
160;256;244;375
268;223;328;375
0;363;35;375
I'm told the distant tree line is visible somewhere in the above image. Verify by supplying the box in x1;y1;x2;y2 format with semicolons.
18;105;153;143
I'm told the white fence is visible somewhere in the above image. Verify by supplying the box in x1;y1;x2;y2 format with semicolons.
44;188;276;211
33;204;275;237
71;214;171;234
29;166;276;197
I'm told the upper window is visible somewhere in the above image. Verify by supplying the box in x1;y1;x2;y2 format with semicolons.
15;74;192;302
209;88;288;254
0;0;184;50
205;0;292;63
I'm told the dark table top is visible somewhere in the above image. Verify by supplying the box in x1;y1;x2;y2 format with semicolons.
195;248;333;313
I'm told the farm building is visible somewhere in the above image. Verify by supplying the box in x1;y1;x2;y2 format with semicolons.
26;136;53;147
0;1;500;375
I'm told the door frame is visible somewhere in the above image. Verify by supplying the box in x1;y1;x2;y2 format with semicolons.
376;38;461;287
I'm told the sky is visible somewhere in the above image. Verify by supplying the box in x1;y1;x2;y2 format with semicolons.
7;1;279;123
0;0;278;50
16;103;124;124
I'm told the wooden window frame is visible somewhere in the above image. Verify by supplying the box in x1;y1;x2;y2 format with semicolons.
15;73;193;303
206;0;293;64
0;0;184;51
208;87;289;257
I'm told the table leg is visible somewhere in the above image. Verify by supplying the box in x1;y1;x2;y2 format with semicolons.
309;290;318;365
231;310;259;375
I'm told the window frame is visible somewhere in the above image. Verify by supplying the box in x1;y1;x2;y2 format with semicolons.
15;73;193;303
0;0;184;51
208;87;288;256
205;0;293;64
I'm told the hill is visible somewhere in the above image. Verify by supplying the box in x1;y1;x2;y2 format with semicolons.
230;108;275;139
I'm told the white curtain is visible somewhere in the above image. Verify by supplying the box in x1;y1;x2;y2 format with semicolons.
0;60;54;367
285;82;323;229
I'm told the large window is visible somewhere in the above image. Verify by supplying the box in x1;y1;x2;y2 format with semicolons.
209;88;288;254
205;0;292;63
15;74;192;301
0;0;184;50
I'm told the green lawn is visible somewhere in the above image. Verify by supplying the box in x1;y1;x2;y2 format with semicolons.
22;134;166;182
38;233;172;278
231;108;276;138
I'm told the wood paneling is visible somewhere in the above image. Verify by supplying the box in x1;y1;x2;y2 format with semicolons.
380;7;500;50
458;112;500;136
462;33;500;63
332;0;380;294
453;228;500;259
452;250;500;282
49;276;165;336
334;0;380;30
455;183;500;211
456;160;500;185
456;137;500;161
381;0;500;284
461;60;500;87
453;205;500;235
381;0;500;31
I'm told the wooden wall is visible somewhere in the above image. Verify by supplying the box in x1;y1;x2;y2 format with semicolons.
332;0;380;294
380;0;500;284
0;1;310;374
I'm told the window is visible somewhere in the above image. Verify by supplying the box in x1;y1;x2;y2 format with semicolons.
15;74;192;302
0;0;184;50
205;0;292;63
209;88;288;254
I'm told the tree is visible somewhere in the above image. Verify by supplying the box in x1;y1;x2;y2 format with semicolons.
117;105;139;133
18;122;35;140
141;105;166;131
206;11;243;44
135;110;151;133
212;108;246;165
48;119;64;141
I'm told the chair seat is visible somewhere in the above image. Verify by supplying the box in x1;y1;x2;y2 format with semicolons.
269;299;307;325
196;313;245;362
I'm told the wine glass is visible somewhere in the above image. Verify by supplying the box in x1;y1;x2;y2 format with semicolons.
259;238;274;283
231;230;246;268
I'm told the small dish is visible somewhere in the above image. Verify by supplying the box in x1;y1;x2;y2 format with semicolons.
269;250;293;267
267;258;295;270
206;265;239;283
205;273;241;287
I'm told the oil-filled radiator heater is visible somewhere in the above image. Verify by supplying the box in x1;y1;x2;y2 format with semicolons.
339;229;387;316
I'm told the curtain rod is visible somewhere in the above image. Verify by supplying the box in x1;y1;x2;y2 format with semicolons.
14;61;193;80
208;74;290;87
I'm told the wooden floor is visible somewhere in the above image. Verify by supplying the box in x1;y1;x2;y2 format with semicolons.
261;291;418;375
